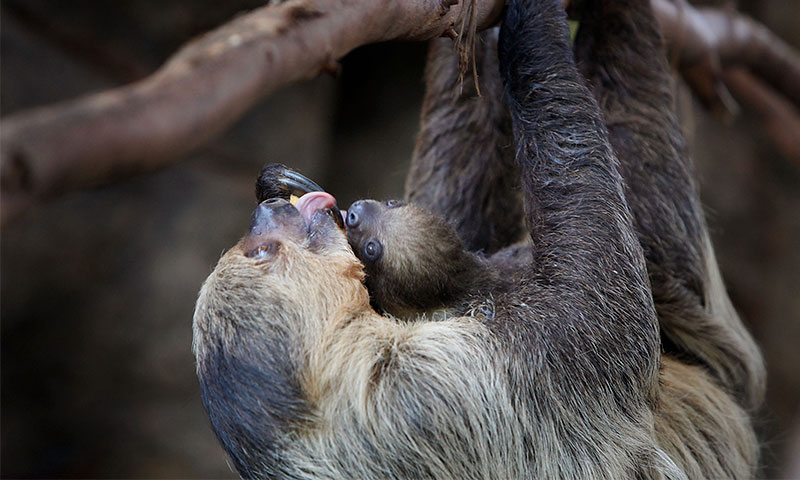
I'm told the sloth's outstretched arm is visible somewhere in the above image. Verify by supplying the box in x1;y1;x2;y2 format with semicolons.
497;0;660;380
404;32;524;254
473;3;676;475
574;0;765;410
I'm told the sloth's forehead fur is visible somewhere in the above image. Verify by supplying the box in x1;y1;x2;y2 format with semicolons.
193;236;368;342
215;235;362;292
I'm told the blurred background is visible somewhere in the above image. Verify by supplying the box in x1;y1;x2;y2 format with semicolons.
1;0;798;477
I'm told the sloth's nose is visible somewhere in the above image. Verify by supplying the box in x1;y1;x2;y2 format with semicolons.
346;201;364;229
250;198;294;233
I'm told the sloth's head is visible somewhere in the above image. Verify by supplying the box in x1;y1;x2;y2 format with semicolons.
193;193;369;362
192;192;371;474
344;199;479;317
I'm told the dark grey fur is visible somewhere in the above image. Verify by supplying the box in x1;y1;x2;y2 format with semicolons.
405;30;525;254
573;0;765;411
346;0;764;477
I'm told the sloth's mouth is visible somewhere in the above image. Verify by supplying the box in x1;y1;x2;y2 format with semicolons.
244;166;346;258
294;191;342;231
276;168;345;231
244;195;343;258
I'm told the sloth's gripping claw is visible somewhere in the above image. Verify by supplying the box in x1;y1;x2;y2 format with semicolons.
256;163;345;230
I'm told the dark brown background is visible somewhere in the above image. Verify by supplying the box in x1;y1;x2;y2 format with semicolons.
1;0;798;477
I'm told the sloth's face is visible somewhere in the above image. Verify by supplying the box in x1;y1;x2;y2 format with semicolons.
240;194;348;262
194;195;369;350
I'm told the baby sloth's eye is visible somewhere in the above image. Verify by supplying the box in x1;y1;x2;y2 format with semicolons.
385;200;404;208
363;239;383;262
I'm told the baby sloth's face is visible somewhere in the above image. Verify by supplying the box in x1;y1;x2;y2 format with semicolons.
343;199;472;317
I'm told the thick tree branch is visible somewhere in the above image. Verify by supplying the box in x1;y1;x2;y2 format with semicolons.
0;0;503;225
2;0;799;226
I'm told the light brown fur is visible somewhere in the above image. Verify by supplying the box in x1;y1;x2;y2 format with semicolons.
195;229;758;478
655;357;758;479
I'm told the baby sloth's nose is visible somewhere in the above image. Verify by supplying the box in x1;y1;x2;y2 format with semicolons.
346;201;364;229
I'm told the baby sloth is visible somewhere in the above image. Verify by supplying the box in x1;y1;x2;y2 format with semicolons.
344;198;526;318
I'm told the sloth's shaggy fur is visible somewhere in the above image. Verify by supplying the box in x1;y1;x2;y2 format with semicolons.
194;0;764;478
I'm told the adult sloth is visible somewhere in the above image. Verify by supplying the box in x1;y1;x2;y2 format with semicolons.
194;0;760;478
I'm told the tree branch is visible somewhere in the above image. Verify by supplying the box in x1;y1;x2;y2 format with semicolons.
721;68;800;164
653;0;800;119
2;0;799;226
0;0;503;225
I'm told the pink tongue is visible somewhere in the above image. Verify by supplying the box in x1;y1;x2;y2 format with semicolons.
295;191;337;223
